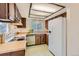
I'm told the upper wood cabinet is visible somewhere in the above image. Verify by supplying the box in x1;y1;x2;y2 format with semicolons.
15;4;22;22
9;3;16;21
0;3;9;19
0;3;21;23
17;18;26;28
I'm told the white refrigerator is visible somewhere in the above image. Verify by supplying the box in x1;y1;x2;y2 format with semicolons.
48;16;66;56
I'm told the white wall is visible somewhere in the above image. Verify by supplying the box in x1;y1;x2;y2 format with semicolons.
66;4;79;56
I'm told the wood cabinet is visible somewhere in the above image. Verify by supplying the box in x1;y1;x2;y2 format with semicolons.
40;34;45;44
0;3;9;19
0;3;15;22
44;34;48;45
15;4;22;22
0;50;25;56
35;34;41;45
9;3;16;21
0;35;2;44
17;18;26;28
0;3;21;23
0;34;4;44
35;34;45;45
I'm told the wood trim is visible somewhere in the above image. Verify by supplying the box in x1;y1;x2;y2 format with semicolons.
45;8;64;19
45;20;48;29
7;3;9;19
28;3;32;17
51;3;65;8
29;3;65;19
48;12;66;21
45;20;48;45
14;3;16;20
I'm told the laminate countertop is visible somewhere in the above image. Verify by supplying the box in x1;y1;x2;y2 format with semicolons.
0;40;26;54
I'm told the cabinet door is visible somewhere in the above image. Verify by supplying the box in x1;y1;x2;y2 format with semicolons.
40;34;45;44
0;3;9;19
0;3;16;22
0;35;2;44
10;50;25;56
17;18;26;28
15;4;21;22
9;3;16;21
45;34;48;45
35;34;40;45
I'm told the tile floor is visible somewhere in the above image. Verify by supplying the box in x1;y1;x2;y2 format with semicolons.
25;44;53;56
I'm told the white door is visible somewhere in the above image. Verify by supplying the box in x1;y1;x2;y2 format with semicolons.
48;16;66;56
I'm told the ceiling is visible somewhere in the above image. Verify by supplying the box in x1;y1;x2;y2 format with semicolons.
29;3;65;20
16;3;65;20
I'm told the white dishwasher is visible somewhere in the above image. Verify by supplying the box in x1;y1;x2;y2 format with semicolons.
26;34;35;45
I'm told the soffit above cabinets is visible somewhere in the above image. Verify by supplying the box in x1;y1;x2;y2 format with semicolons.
29;3;65;20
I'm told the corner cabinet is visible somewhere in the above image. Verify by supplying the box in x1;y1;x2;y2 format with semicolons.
0;3;20;23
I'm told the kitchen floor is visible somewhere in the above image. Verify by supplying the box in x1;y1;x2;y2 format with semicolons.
25;44;53;56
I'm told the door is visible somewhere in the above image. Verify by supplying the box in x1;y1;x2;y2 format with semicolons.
48;16;66;56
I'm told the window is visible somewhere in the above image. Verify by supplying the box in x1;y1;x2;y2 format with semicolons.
31;20;45;32
0;22;9;34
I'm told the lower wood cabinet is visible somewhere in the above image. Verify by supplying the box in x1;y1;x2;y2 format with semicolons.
45;34;48;45
10;50;25;56
0;34;4;44
0;35;2;44
35;34;40;45
0;50;25;56
26;34;48;45
35;34;45;45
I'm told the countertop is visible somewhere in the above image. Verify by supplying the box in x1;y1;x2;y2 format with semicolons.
0;40;26;54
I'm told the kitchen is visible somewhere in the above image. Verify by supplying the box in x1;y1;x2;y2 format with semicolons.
0;3;66;56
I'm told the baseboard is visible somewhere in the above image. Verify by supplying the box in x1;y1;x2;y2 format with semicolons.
49;50;55;56
27;43;46;47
